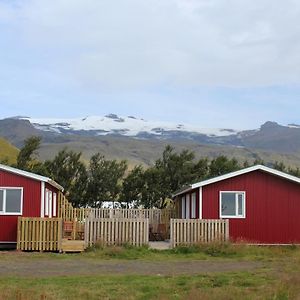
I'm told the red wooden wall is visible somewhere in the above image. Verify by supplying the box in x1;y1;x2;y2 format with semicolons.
0;170;41;242
202;170;300;244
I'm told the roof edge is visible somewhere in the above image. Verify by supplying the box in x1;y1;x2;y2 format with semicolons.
0;164;64;191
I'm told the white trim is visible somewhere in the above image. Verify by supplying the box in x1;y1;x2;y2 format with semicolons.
40;182;45;218
0;163;63;191
173;165;300;197
199;187;202;219
219;191;246;219
0;187;23;216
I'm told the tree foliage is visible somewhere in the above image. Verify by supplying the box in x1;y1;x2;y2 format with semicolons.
86;154;127;208
10;137;300;209
16;136;42;171
44;149;88;207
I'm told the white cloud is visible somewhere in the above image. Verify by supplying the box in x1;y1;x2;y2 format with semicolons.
2;0;300;89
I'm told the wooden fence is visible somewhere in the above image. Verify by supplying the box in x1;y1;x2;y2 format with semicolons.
85;218;149;247
58;193;175;227
17;217;63;251
170;219;229;248
89;208;175;224
58;193;90;222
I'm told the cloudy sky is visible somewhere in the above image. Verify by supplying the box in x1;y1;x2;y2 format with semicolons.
0;0;300;129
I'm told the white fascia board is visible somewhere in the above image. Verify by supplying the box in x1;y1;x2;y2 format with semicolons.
172;186;193;198
0;164;64;191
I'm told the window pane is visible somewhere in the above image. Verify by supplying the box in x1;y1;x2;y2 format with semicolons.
181;196;185;218
186;194;190;219
0;190;3;212
191;193;196;218
6;189;22;213
221;193;236;216
238;194;244;215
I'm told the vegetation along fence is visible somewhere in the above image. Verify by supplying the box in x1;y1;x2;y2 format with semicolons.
17;217;63;251
85;218;149;247
170;219;229;248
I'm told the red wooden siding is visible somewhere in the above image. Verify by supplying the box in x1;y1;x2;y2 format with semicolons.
202;170;300;244
0;170;41;242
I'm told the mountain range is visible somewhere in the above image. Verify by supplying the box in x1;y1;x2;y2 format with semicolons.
1;115;300;168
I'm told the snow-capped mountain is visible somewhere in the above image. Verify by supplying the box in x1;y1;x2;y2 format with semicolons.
20;114;241;139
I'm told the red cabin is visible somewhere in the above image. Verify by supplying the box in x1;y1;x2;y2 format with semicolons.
0;164;63;246
173;165;300;244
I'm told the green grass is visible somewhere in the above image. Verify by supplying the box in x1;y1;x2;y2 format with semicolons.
80;243;300;262
0;272;276;300
1;245;300;299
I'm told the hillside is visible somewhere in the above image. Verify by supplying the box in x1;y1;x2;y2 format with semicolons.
36;135;300;169
0;137;19;165
1;116;300;169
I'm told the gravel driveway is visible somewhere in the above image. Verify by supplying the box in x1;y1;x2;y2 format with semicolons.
0;255;260;277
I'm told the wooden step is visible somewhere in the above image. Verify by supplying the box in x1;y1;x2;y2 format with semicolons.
61;239;85;253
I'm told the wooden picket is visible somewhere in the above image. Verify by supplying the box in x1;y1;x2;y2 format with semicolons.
57;193;90;222
85;218;149;247
170;219;229;248
58;193;175;226
17;217;63;251
89;208;174;224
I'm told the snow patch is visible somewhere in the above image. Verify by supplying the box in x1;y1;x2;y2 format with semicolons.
21;115;241;137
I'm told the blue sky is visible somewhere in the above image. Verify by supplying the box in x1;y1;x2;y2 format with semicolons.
0;0;300;129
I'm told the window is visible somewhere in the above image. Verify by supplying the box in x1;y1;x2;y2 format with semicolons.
181;196;185;218
0;188;23;215
49;191;52;218
220;191;245;218
186;194;190;219
0;190;3;212
45;189;49;216
191;193;196;218
53;193;57;217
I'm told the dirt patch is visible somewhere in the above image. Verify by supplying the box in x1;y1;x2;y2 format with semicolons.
0;257;261;277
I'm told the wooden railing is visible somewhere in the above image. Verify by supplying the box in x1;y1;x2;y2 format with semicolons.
58;193;90;222
58;193;175;226
170;219;229;248
85;218;149;247
17;217;63;251
89;208;175;224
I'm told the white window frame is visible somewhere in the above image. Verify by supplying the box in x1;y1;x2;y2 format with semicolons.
219;191;246;219
0;187;23;216
181;196;185;219
191;192;196;218
186;194;190;219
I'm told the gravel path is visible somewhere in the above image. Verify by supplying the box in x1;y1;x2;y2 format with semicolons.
0;257;260;277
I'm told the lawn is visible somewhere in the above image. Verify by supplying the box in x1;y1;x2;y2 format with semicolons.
0;244;300;300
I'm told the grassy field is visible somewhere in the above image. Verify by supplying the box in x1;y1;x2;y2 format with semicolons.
1;244;300;299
